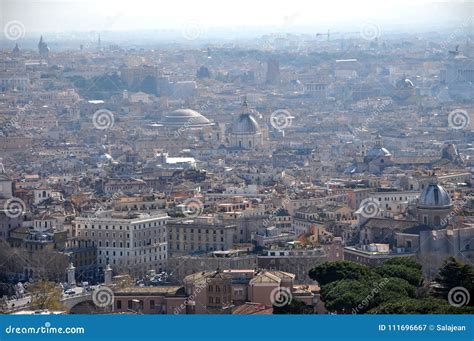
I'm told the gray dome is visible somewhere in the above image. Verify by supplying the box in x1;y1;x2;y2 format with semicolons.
231;113;261;135
396;78;414;89
367;147;391;158
161;109;212;127
418;183;452;208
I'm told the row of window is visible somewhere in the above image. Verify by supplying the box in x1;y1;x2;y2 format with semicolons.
98;246;166;256
169;235;224;242
96;239;165;248
79;220;165;230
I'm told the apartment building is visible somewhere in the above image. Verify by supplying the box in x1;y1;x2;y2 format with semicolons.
73;211;168;277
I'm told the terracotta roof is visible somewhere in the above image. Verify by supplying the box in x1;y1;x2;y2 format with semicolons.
232;303;273;315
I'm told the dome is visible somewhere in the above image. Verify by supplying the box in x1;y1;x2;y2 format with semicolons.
231;113;261;135
418;183;452;208
366;147;391;158
161;109;212;128
396;78;414;89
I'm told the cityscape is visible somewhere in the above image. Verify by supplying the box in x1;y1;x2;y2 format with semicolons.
0;0;473;318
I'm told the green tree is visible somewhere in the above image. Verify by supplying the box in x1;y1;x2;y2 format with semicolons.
435;257;474;304
308;261;372;286
383;257;422;270
322;277;416;314
321;279;372;313
273;298;314;314
369;297;474;314
375;262;422;287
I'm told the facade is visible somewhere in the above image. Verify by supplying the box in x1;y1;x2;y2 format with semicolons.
73;212;168;277
167;217;237;257
113;286;187;314
344;244;417;266
167;250;257;281
258;247;327;283
183;269;316;314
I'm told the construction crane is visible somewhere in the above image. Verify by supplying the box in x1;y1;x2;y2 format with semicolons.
315;30;360;42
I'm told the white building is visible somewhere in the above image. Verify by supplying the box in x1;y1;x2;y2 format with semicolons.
73;212;168;277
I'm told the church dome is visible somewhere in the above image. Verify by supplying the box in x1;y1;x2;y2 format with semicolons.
366;146;391;158
161;109;212;128
231;113;261;135
418;183;452;208
396;78;414;89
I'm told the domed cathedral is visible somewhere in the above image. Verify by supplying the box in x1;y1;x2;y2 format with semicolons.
228;98;263;150
38;35;50;60
349;134;393;174
12;43;20;58
393;76;416;102
417;176;453;229
362;134;393;174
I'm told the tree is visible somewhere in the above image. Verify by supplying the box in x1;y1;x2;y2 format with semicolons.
321;279;372;313
375;260;423;287
369;297;474;314
435;257;474;305
273;298;314;314
308;261;373;286
29;281;66;311
383;257;422;270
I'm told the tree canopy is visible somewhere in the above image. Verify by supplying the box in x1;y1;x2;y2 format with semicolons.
309;257;473;314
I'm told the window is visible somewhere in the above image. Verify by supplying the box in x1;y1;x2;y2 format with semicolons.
128;300;133;309
117;300;122;309
150;300;155;309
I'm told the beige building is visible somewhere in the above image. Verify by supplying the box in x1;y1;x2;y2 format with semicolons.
113;286;187;314
167;217;237;257
73;212;168;277
167;249;257;281
182;269;317;314
258;247;327;283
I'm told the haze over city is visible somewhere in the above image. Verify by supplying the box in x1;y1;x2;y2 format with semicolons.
0;0;472;329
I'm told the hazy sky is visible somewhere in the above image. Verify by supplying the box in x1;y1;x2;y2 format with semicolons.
0;0;472;34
